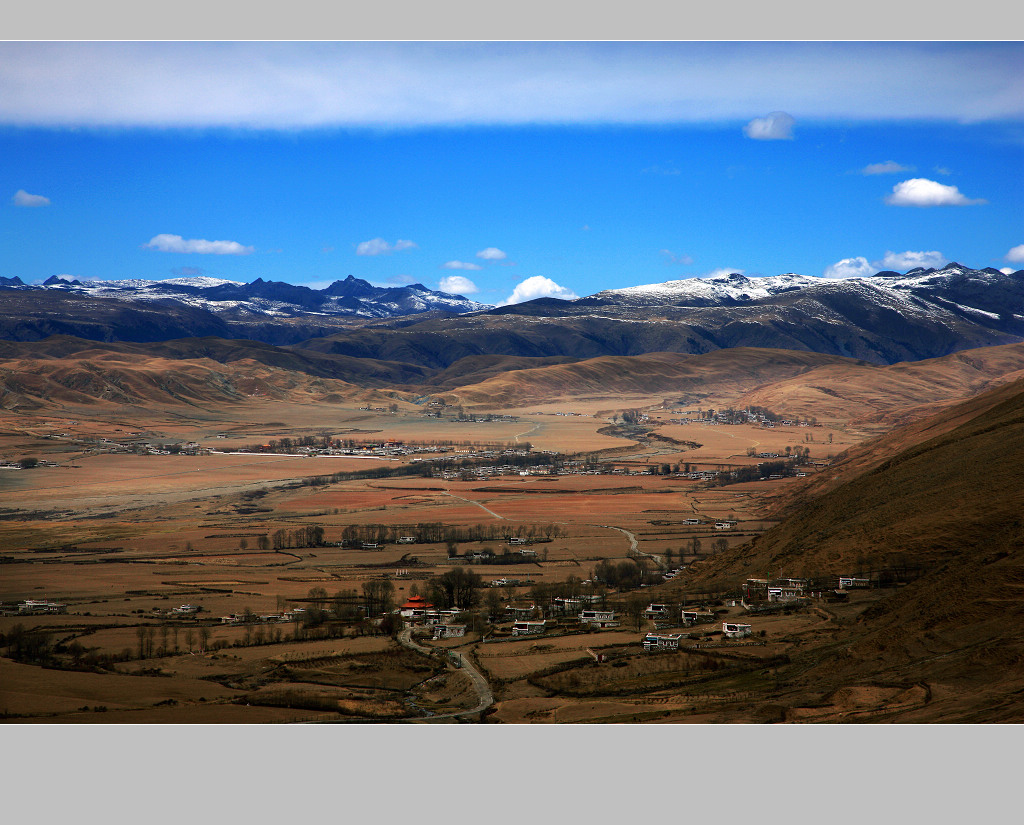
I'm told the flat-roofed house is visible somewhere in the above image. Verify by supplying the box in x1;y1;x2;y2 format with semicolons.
722;621;752;639
643;633;682;651
579;609;618;628
512;620;546;636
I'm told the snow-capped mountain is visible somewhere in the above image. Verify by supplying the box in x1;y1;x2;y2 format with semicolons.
2;264;1022;363
582;264;1024;312
12;273;489;319
583;272;820;307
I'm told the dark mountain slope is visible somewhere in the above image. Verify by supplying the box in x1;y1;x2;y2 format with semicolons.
670;379;1024;720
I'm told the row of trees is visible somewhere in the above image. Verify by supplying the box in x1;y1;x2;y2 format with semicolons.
712;456;808;487
339;522;567;546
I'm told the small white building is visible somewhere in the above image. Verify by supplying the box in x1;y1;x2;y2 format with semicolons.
644;603;670;620
18;599;67;614
579;609;618;628
722;621;752;639
512;620;546;636
432;624;467;639
715;521;737;530
838;576;870;590
643;633;682;651
397;536;416;544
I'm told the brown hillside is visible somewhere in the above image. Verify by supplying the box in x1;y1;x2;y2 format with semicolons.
734;341;1024;426
439;348;859;408
0;352;389;411
668;379;1024;719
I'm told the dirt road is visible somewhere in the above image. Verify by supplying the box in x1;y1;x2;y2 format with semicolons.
398;626;494;722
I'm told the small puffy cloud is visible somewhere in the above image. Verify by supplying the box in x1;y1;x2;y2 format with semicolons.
934;166;952;176
861;161;913;175
823;250;948;278
476;247;506;261
879;250;947;271
442;260;482;271
143;233;254;255
823;257;875;279
439;275;479;295
743;111;794;140
504;276;578;304
581;225;591;231
355;238;417;256
884;178;986;207
660;249;694;265
1005;244;1024;264
1001;267;1016;275
12;189;50;207
703;267;745;279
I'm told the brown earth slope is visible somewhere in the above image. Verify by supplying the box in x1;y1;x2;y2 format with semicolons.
437;348;861;408
734;341;1024;426
671;379;1024;720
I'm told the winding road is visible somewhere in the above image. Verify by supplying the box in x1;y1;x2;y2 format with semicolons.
398;627;494;722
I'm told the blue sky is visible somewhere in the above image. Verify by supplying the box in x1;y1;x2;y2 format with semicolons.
2;42;1022;306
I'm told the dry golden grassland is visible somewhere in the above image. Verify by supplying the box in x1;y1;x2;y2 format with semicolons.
1;391;885;723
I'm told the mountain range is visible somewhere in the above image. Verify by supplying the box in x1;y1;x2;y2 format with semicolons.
1;264;1022;364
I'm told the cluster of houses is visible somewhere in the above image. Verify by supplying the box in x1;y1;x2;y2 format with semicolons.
3;599;68;615
220;607;307;625
90;438;205;456
152;603;202;618
642;621;753;651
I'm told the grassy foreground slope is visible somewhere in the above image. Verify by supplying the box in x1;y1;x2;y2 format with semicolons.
674;379;1024;721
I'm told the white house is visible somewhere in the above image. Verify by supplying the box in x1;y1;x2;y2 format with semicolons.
722;622;752;639
838;576;870;590
579;609;618;628
512;620;546;636
18;599;67;614
432;624;467;639
644;603;671;620
715;521;737;530
643;633;682;651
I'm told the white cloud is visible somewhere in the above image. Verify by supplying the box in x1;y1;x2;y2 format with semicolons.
504;276;578;304
743;111;794;140
476;247;506;261
439;275;479;295
660;249;694;265
387;274;415;285
442;260;482;271
823;250;948;278
823;257;875;279
1001;268;1016;275
355;238;417;256
12;188;50;207
1005;244;1024;264
2;43;1022;130
703;268;745;279
878;250;947;271
143;233;254;255
884;178;986;207
861;161;913;175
